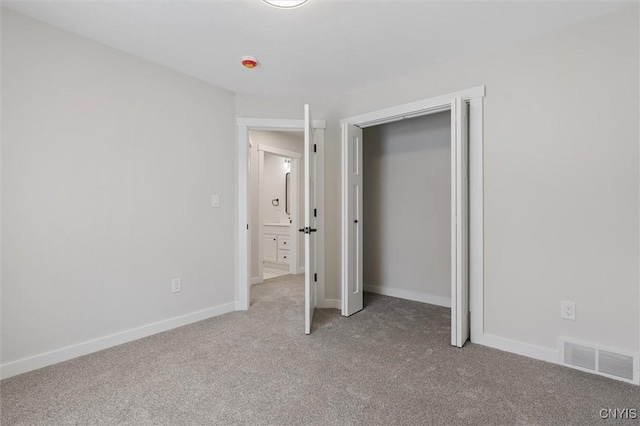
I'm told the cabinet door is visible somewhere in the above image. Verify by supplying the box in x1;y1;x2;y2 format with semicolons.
263;235;277;263
278;236;290;250
278;250;290;265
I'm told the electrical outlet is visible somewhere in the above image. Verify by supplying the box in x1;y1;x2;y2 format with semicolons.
561;301;575;320
172;278;182;293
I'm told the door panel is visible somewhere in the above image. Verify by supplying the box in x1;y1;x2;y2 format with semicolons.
304;104;316;334
342;123;364;317
451;97;470;347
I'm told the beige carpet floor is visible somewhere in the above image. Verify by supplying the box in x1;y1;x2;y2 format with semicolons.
1;274;638;425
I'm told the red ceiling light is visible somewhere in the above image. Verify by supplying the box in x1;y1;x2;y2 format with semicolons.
242;56;258;69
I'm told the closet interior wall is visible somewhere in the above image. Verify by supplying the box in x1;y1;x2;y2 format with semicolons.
363;111;452;307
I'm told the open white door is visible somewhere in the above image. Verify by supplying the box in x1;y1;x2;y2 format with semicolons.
341;123;364;317
451;97;470;347
303;104;316;334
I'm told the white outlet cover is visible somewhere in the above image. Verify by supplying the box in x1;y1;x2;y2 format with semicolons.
172;278;182;293
561;300;575;320
211;194;220;207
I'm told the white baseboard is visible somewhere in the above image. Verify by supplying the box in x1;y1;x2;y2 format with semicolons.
251;276;262;286
0;302;236;380
474;333;559;364
364;284;451;308
297;267;305;274
316;298;340;309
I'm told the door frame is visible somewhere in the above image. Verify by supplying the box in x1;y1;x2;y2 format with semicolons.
256;144;302;281
339;85;485;343
236;118;326;311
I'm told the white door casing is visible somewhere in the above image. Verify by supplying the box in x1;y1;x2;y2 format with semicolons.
304;105;317;334
341;123;364;317
236;117;326;313
451;97;470;347
339;86;484;346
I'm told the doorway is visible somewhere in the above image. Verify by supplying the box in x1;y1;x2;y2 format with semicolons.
340;87;485;347
236;109;326;335
249;130;304;284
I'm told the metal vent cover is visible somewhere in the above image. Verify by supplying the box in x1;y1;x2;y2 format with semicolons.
599;350;634;381
564;342;596;370
561;340;638;384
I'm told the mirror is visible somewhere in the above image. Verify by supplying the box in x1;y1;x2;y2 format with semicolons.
285;172;291;215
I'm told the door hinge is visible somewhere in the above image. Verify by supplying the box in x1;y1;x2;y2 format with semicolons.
314;208;317;217
314;273;317;282
313;144;317;153
246;224;249;230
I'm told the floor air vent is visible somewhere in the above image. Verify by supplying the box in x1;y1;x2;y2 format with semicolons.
599;350;634;381
560;340;638;384
564;342;596;370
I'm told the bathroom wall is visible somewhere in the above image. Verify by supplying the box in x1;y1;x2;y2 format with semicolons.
261;152;290;224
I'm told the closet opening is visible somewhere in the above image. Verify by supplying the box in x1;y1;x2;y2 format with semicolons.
341;87;485;347
362;111;453;317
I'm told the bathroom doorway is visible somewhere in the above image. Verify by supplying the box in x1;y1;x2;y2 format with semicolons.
249;130;304;284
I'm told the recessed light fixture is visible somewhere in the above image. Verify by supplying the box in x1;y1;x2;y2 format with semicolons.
262;0;309;9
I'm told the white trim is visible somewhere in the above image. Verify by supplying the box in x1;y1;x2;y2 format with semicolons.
251;276;262;286
236;125;250;310
475;333;559;364
0;302;236;380
257;144;302;159
314;128;326;307
340;86;485;345
316;299;341;309
236;117;325;314
289;157;301;274
341;86;485;128
257;150;265;282
237;118;326;130
364;284;451;308
469;97;484;344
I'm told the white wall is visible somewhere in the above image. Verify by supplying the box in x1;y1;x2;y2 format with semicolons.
1;9;236;370
248;130;304;280
237;7;640;356
261;152;290;224
363;112;451;306
3;3;638;378
340;7;640;354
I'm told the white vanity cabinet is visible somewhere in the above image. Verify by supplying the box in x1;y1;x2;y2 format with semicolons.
263;224;291;270
263;234;278;263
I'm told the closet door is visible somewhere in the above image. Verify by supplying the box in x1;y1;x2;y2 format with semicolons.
341;123;364;317
451;97;470;347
